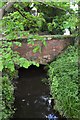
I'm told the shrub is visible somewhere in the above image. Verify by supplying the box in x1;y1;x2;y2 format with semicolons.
2;76;15;120
48;45;80;119
0;40;40;120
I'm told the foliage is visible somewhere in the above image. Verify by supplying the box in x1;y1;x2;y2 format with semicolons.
0;2;6;8
48;45;80;119
51;2;70;10
0;1;79;120
0;3;47;119
1;2;78;36
0;3;46;119
1;3;46;36
47;11;78;34
36;2;78;34
0;40;40;120
2;76;15;120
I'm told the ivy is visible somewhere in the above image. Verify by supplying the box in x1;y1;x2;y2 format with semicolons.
48;45;80;119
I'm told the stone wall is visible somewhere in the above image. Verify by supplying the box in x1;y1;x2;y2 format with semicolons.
13;38;74;64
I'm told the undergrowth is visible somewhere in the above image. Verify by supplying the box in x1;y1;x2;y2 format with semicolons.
48;45;80;119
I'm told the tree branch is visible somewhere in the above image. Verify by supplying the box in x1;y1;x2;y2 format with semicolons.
39;1;66;12
13;6;28;19
0;2;15;19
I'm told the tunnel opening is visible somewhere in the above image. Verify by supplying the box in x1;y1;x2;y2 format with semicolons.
11;65;64;119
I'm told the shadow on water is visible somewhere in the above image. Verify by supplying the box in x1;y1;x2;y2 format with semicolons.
11;65;66;120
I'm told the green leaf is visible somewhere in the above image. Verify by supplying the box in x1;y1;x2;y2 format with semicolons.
20;24;24;31
0;61;3;71
32;61;39;67
14;42;22;47
47;23;53;32
23;60;30;68
35;63;39;67
7;61;15;72
33;46;40;53
43;40;47;46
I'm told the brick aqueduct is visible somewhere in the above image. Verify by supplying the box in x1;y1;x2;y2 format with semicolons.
13;35;74;65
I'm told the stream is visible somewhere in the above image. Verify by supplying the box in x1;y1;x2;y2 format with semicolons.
11;65;65;120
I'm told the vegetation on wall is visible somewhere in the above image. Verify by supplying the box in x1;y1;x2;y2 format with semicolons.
0;40;40;120
0;1;79;120
48;45;80;119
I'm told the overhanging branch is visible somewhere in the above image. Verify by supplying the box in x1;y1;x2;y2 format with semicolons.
0;2;15;19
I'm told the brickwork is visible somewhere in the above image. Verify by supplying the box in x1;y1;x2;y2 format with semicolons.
13;39;74;64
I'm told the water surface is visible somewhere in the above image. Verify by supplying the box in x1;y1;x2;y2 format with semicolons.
11;65;62;119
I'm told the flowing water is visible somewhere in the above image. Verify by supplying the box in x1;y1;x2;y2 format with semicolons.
11;65;65;120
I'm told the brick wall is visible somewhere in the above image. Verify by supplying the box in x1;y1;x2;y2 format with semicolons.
13;38;74;64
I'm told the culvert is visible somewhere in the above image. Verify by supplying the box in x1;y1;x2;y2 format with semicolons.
11;65;65;119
